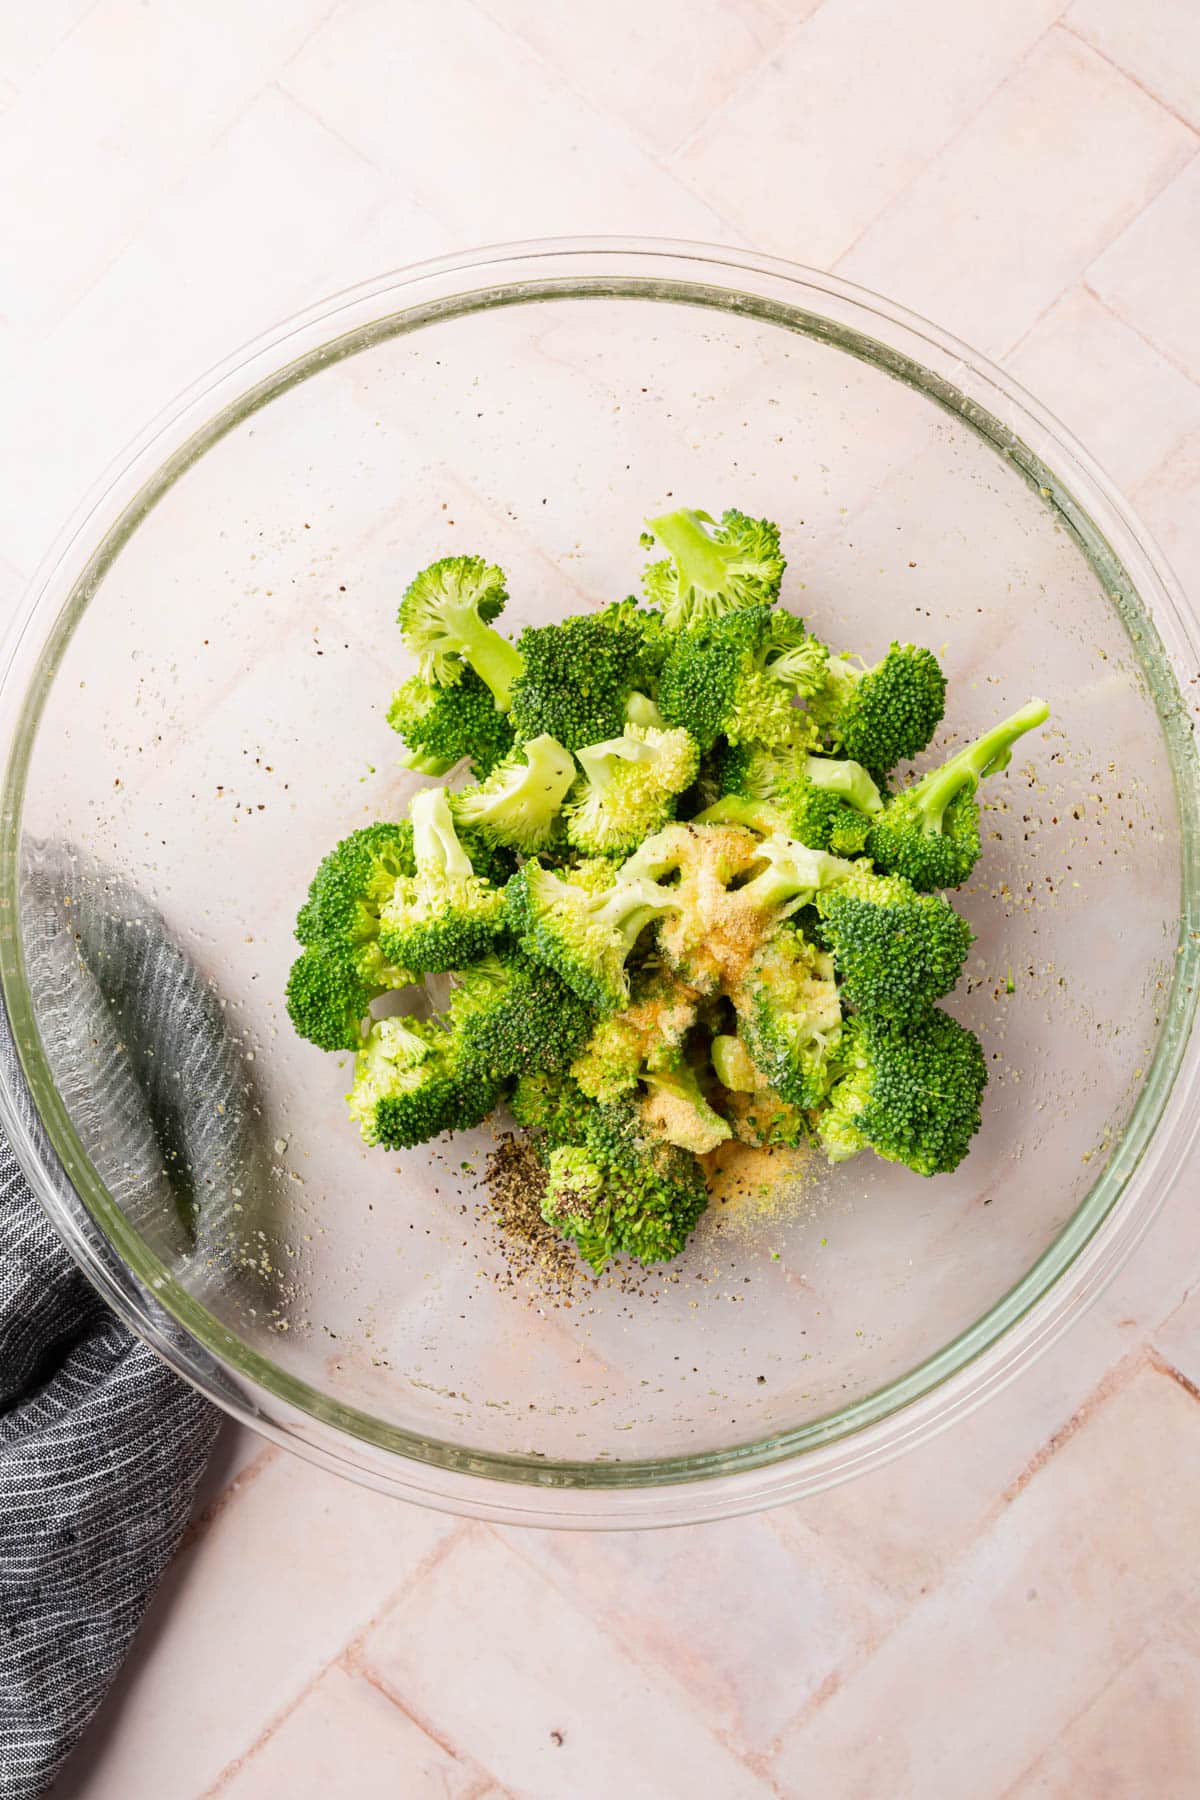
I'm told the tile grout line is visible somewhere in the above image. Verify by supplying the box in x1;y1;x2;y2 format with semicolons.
994;1628;1159;1799
1145;1343;1200;1403
196;1517;477;1796
470;0;813;191
1082;220;1200;387
476;1520;787;1794
829;13;1069;275
1058;16;1200;137
177;1442;281;1554
767;1347;1152;1756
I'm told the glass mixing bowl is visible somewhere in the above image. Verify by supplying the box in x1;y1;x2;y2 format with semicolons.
2;240;1198;1529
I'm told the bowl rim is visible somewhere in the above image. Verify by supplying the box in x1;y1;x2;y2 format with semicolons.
2;235;1198;1528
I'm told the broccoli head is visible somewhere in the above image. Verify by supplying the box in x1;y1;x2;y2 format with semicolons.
505;860;678;1013
732;926;843;1109
867;698;1050;891
378;787;506;974
451;733;576;855
387;667;515;778
445;950;596;1087
816;1007;987;1176
700;744;883;855
397;554;524;705
814;866;973;1019
565;723;700;857
510;1069;594;1150
508;610;662;750
808;642;947;778
570;963;699;1103
347;1015;501;1150
641;507;785;631
287;822;417;1050
541;1099;710;1270
657;606;822;753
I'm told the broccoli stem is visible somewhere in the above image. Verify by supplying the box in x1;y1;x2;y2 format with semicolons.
645;509;726;595
445;602;523;708
693;794;783;833
410;787;474;880
625;691;665;729
738;842;856;914
593;876;678;951
910;699;1049;831
804;755;883;813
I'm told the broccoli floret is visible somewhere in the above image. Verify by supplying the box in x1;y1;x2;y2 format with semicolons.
732;834;859;920
816;1008;987;1176
867;699;1050;890
397;555;524;705
387;668;515;778
510;1070;594;1149
657;606;822;753
378;787;505;973
288;822;417;1050
808;642;947;778
541;1145;614;1270
570;964;698;1102
294;821;414;948
347;1015;501;1149
508;611;661;751
445;950;596;1086
563;855;620;895
565;723;700;857
641;507;785;631
451;733;576;855
505;861;678;1013
640;1061;732;1154
585;1102;710;1265
733;927;843;1108
700;745;883;854
814;867;973;1019
541;1100;710;1270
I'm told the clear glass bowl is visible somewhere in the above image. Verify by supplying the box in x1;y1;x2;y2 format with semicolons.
2;240;1198;1529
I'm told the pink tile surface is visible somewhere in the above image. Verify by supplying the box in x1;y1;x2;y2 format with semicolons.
8;4;1200;1797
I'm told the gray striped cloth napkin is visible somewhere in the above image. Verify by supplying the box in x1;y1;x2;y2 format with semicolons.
0;847;261;1797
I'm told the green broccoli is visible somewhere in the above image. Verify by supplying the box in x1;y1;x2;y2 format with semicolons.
387;668;515;778
451;733;576;855
731;834;859;920
710;1033;758;1093
808;642;947;778
814;867;973;1018
445;950;596;1086
347;1015;501;1150
541;1100;709;1270
733;927;844;1108
378;787;506;973
565;723;700;857
508;610;662;750
866;698;1050;890
640;1060;732;1154
287;822;416;1050
641;507;785;631
510;1069;594;1149
699;744;883;854
816;1007;987;1176
541;1145;614;1270
570;964;698;1102
397;554;524;705
505;860;679;1013
657;606;823;753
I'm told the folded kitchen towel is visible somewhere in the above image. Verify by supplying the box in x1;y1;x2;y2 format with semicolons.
0;849;252;1798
